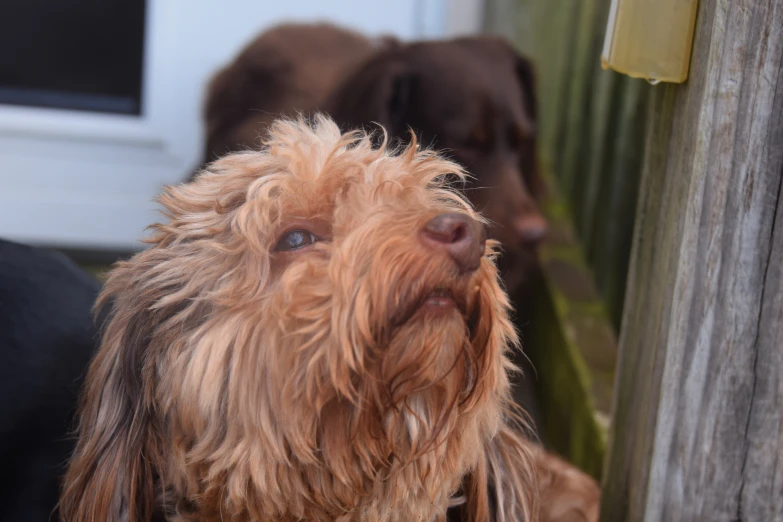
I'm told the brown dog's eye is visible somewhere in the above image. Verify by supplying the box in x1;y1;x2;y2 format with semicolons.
275;230;318;251
509;122;534;149
465;126;490;151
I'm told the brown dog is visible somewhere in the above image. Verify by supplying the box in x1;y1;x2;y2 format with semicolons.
202;23;396;165
326;36;547;295
61;117;598;522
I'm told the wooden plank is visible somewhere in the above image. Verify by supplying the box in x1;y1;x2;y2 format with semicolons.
528;157;618;480
545;1;584;178
600;0;783;519
599;84;680;522
738;18;783;514
588;76;649;328
559;0;617;200
741;157;783;521
575;67;621;247
557;0;602;196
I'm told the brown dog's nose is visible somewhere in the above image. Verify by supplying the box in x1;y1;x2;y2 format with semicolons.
421;212;486;273
513;214;548;246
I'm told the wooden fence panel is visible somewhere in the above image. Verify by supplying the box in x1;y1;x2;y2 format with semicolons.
600;0;783;519
558;0;612;200
577;66;621;252
587;76;648;327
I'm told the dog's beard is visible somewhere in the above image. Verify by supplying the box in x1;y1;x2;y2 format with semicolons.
307;301;499;519
253;256;504;517
377;311;477;458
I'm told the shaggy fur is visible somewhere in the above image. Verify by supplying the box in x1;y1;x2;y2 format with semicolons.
61;116;596;522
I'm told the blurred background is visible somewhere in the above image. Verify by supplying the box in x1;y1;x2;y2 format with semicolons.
0;0;484;257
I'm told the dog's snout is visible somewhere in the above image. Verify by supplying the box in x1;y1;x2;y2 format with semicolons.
421;212;486;272
513;214;548;246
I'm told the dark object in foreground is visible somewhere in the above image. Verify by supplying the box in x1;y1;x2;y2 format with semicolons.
0;239;102;522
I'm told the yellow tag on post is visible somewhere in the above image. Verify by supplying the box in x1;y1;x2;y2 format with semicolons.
601;0;699;84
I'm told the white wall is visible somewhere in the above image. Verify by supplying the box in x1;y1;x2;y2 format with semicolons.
0;0;482;252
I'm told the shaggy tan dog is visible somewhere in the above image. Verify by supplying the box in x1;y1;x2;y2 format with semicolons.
61;116;598;522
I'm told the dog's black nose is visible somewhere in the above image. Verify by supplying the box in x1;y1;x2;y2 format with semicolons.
420;212;486;273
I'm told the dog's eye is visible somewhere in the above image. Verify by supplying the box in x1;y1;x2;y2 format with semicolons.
275;230;318;251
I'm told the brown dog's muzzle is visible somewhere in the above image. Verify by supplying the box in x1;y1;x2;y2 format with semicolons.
513;213;548;246
420;213;486;273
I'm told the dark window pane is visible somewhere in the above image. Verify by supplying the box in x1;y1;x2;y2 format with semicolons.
0;0;146;115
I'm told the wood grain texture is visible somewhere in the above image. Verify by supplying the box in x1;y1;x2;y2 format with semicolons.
559;0;603;197
601;0;783;520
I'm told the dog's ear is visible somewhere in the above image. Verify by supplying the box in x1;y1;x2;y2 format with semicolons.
514;54;538;125
327;54;419;140
59;289;162;522
513;52;547;200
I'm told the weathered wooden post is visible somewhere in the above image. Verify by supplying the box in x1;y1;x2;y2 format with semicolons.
600;0;783;520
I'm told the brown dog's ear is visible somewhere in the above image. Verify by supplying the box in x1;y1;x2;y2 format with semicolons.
459;36;545;199
326;54;418;141
514;54;538;125
513;53;547;200
59;291;160;522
